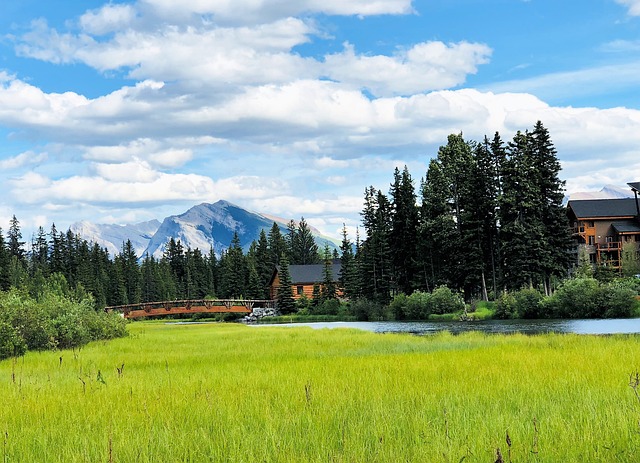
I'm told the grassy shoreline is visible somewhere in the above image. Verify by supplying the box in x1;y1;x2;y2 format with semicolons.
2;323;640;461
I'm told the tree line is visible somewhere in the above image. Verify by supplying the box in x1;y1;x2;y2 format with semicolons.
0;216;331;308
0;121;573;312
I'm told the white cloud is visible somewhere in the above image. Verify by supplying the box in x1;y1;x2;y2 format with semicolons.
139;0;413;24
616;0;640;16
324;41;492;96
79;4;137;35
0;151;47;169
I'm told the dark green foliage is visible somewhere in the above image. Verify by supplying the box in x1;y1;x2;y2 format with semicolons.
494;291;517;319
359;187;393;304
276;254;296;314
541;277;637;318
321;245;337;301
389;166;419;295
290;217;319;265
513;288;544;319
426;286;465;315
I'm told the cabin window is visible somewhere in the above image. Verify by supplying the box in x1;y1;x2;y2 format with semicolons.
588;235;595;245
636;235;640;242
296;286;304;295
589;253;597;264
587;221;594;228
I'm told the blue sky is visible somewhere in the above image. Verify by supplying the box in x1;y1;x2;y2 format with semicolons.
1;0;640;242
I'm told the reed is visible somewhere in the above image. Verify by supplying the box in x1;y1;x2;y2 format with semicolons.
1;323;640;462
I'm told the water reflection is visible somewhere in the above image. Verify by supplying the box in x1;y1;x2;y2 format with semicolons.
253;318;640;335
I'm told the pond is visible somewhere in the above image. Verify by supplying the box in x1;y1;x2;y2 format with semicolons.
251;318;640;335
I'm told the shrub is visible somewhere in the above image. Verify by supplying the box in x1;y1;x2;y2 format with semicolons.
389;293;408;320
514;288;545;319
426;286;464;315
600;281;637;318
0;320;26;360
406;291;431;319
494;292;517;319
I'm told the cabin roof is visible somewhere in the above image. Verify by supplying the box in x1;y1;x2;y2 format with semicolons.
567;198;639;219
289;261;342;284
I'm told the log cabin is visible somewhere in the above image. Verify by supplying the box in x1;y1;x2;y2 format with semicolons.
567;182;640;269
269;260;342;300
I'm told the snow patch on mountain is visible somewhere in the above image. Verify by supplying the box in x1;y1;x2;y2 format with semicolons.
70;219;161;257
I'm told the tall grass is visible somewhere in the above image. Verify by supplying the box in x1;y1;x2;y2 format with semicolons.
2;323;640;461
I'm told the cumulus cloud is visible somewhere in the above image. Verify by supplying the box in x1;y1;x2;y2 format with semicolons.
324;41;492;96
616;0;640;15
79;4;137;35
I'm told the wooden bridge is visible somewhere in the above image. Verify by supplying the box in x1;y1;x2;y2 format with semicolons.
105;299;275;319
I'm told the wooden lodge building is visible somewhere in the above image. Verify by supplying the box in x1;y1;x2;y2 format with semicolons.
567;182;640;269
269;260;342;300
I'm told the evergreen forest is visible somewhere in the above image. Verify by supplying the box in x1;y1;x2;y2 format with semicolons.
1;121;639;323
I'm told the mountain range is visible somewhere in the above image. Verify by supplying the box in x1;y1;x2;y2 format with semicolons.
70;200;339;259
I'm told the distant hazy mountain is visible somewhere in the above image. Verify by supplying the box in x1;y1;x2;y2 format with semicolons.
72;200;339;259
70;219;161;257
564;184;634;204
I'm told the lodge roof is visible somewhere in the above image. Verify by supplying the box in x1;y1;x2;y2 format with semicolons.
567;198;639;219
612;221;640;234
289;261;342;284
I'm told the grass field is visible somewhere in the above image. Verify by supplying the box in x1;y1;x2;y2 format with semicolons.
2;322;640;462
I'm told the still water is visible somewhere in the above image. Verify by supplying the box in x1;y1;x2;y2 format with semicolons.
252;318;640;335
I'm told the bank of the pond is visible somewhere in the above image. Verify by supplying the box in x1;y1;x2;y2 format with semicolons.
3;322;640;462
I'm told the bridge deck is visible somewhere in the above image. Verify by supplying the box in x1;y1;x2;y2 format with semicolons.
105;299;275;319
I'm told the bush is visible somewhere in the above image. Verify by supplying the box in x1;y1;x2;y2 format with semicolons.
0;321;27;360
0;285;128;359
545;278;601;318
494;292;517;319
348;299;390;321
514;288;545;319
389;293;408;320
406;291;431;319
600;281;637;318
426;286;464;315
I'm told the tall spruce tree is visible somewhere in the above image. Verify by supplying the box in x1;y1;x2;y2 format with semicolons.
389;166;419;295
293;217;319;265
321;244;337;301
0;228;10;291
360;187;393;304
276;253;295;313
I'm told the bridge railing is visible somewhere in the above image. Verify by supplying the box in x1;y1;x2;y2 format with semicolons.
105;299;276;318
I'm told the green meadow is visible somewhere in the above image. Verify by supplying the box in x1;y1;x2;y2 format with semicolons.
2;322;640;462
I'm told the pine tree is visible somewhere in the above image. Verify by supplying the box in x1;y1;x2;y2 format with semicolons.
120;240;141;304
276;253;295;313
220;232;247;298
321;245;337;301
267;222;287;267
359;187;393;304
389;166;419;295
293;217;319;265
254;230;272;298
0;228;10;291
339;224;356;298
7;215;26;261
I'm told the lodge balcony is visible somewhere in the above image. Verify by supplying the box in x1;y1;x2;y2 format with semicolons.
597;242;622;251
